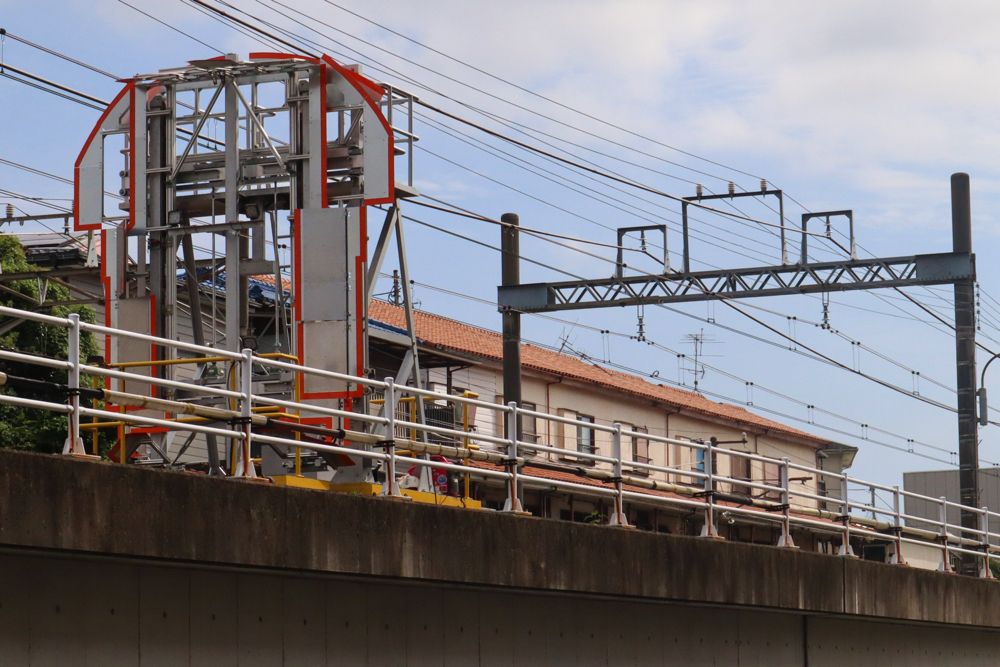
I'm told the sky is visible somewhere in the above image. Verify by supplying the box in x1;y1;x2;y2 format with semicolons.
3;0;1000;495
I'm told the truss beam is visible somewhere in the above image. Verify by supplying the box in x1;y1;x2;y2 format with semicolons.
498;252;973;313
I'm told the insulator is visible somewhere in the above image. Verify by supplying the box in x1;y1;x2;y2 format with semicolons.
727;181;736;196
5;203;13;219
760;178;767;192
695;183;703;197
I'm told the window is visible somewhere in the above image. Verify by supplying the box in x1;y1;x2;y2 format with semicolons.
762;461;781;500
626;425;651;476
493;396;539;449
521;401;539;444
673;437;699;486
631;426;650;463
577;414;595;454
730;453;751;496
678;438;716;487
556;410;597;460
494;395;505;438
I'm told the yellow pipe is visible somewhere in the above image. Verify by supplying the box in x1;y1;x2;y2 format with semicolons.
108;356;231;369
259;351;299;361
86;408;281;430
117;421;125;465
81;421;126;430
90;414;99;455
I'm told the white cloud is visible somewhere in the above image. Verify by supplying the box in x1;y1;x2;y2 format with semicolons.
285;0;1000;233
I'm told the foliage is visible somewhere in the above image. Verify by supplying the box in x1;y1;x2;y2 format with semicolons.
0;234;102;453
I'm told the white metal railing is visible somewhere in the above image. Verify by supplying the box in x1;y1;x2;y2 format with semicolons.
0;303;997;577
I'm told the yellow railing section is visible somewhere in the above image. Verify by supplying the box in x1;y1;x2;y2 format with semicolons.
93;352;302;466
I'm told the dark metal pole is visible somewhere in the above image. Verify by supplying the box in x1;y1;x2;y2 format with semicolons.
952;172;979;569
501;212;522;439
179;220;222;476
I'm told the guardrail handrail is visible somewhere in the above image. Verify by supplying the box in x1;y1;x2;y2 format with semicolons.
0;302;996;577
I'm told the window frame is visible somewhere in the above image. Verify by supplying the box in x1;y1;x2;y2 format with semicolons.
576;413;596;455
630;425;650;463
520;400;540;444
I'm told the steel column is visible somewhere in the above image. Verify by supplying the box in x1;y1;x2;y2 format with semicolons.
500;212;522;440
224;77;241;352
608;423;631;528
502;402;524;513
62;313;85;456
699;438;720;538
952;172;979;573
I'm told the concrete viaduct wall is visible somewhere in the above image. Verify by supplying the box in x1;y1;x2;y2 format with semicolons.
1;450;1000;665
2;552;1000;666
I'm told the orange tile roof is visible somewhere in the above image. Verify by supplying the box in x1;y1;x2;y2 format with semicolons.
368;300;833;448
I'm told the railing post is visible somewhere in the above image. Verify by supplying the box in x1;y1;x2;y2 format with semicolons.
889;485;907;565
938;496;952;573
978;506;993;579
502;402;524;513
776;457;796;548
62;313;86;456
699;438;720;538
232;348;257;478
837;473;854;556
381;377;404;497
608;423;631;528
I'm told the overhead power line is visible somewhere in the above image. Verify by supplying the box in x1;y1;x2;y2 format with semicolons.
413;98;824;237
7;15;976;392
396;206;997;425
0;70;103;111
0;28;117;79
392;274;965;466
268;0;758;187
187;0;315;57
12;9;993;467
315;1;765;182
414;193;972;407
187;0;850;270
115;1;223;54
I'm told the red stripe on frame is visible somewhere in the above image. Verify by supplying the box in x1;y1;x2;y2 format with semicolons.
73;83;132;232
320;55;395;206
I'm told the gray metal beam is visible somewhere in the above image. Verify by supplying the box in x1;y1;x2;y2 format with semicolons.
951;173;979;571
498;252;973;313
224;77;241;352
365;205;399;302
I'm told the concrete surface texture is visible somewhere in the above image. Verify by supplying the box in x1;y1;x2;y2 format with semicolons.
1;552;1000;666
1;448;1000;665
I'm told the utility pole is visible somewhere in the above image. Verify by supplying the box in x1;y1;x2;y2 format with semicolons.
501;212;522;439
952;173;979;568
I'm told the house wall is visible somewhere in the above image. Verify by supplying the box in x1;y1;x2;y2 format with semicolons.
428;362;830;510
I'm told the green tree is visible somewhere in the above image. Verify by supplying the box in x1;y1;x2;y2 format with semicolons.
0;233;102;453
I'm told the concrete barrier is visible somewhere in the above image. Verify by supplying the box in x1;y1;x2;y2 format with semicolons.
1;449;998;629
